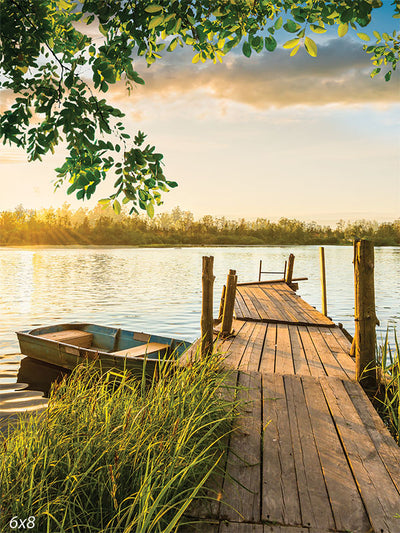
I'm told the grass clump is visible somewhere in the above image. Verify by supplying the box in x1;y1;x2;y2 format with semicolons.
376;329;400;444
0;352;238;532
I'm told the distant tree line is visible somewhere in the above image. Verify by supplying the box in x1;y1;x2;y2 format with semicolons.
0;204;399;246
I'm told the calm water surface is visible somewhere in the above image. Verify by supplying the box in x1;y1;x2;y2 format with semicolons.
0;246;399;360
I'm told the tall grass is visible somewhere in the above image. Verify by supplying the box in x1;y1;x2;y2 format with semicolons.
0;352;238;532
377;329;400;444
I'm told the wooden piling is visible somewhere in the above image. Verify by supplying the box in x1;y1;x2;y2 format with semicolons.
201;256;215;357
319;247;328;316
353;240;378;388
221;269;237;337
218;284;226;320
285;254;295;285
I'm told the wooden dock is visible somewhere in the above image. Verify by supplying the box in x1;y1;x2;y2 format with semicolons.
182;280;400;533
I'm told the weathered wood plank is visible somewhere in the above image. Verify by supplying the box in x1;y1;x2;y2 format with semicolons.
285;375;335;529
331;326;353;353
220;372;262;523
262;374;301;526
221;322;256;370
321;377;400;533
275;324;295;375
240;323;266;373
318;327;356;379
187;370;239;520
297;327;326;378
343;379;400;494
301;375;371;533
288;326;310;376
307;327;348;379
238;287;262;321
258;324;276;374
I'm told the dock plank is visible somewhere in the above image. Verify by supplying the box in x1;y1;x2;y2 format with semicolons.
343;379;400;494
259;324;276;374
220;372;262;523
262;374;301;526
301;375;371;532
275;324;294;375
307;326;348;379
288;326;310;376
297;327;326;378
285;375;335;530
321;377;400;533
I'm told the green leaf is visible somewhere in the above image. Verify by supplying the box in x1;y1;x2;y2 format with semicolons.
265;36;277;52
290;44;300;56
283;38;300;50
99;24;107;37
167;38;178;52
338;23;348;37
146;202;154;218
283;20;300;33
274;16;283;30
149;15;164;30
357;32;370;41
304;37;317;57
242;41;251;57
98;198;111;206
385;70;392;81
113;199;121;215
166;181;178;188
370;67;381;78
310;24;327;34
145;4;163;13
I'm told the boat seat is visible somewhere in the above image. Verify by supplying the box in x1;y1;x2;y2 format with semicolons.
112;342;169;358
38;330;93;348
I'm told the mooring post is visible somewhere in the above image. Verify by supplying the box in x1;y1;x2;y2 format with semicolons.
285;254;295;285
319;247;328;316
221;269;237;337
258;259;262;282
218;284;226;320
353;239;378;388
201;256;215;357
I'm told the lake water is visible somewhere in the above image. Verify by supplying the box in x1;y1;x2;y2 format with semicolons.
0;245;399;360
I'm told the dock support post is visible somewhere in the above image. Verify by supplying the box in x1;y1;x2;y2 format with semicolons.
353;240;378;388
319;247;328;316
285;254;295;285
201;256;215;357
221;269;237;337
218;284;226;320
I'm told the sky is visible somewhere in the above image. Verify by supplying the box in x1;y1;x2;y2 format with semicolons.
0;3;399;224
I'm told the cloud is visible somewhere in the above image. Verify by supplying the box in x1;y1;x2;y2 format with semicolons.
109;39;399;108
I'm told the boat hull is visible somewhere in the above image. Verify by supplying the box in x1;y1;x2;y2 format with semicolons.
17;323;191;376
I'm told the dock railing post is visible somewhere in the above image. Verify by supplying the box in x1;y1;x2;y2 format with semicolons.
319;247;328;316
221;269;237;337
285;254;295;285
353;239;379;388
201;256;215;357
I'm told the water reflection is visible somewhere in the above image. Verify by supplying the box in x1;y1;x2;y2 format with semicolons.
0;245;398;358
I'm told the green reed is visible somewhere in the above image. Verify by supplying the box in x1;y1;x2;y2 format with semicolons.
377;329;399;444
0;351;238;532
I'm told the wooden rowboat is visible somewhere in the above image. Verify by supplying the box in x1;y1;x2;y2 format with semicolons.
16;323;191;376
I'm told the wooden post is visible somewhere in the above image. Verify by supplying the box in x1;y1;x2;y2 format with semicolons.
258;259;262;282
353;240;378;388
319;247;328;316
201;256;215;357
218;284;226;320
285;254;295;285
221;269;237;337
